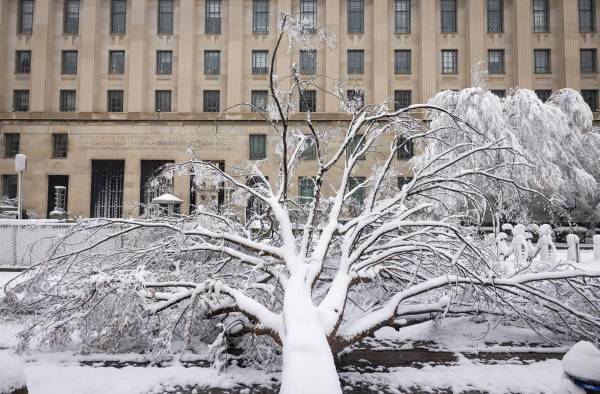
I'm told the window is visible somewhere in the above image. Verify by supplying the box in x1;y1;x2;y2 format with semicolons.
346;90;364;110
107;90;124;112
394;50;411;74
109;50;125;74
581;49;598;73
347;134;366;160
535;89;552;102
398;176;413;189
533;0;548;32
156;50;173;74
13;90;29;112
204;50;220;74
348;176;366;205
52;134;68;158
300;50;316;74
155;90;171;112
347;0;364;33
441;0;457;33
300;0;317;29
534;49;551;73
300;136;316;160
253;0;269;34
300;90;316;112
491;89;506;98
347;50;364;74
487;0;503;32
158;0;174;34
15;51;31;74
579;0;596;32
488;49;505;74
442;50;458;73
63;0;80;34
394;0;410;33
251;90;268;112
252;50;269;74
4;134;20;158
59;90;76;112
394;90;411;110
62;50;78;74
206;0;221;34
249;134;267;159
298;177;315;204
18;0;34;34
1;175;18;199
111;0;127;34
581;90;599;111
396;137;413;159
203;90;220;112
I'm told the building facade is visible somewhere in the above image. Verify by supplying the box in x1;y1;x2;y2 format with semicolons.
0;0;598;218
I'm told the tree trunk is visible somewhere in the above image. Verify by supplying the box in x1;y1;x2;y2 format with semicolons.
279;269;342;394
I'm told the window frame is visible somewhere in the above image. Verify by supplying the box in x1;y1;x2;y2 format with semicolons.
63;0;80;35
441;49;458;74
52;133;68;159
205;0;222;34
300;90;317;112
252;50;269;74
299;49;316;74
347;49;364;74
155;90;172;112
59;89;77;112
204;50;221;75
347;0;364;34
251;90;268;112
488;49;505;74
300;136;317;160
156;50;173;75
18;0;34;34
15;50;32;74
394;49;411;74
1;175;18;199
581;89;599;111
580;49;598;73
249;134;267;160
61;50;78;75
300;0;317;30
394;90;411;110
487;0;503;33
534;49;551;74
579;0;595;32
110;0;127;35
347;176;366;206
4;133;20;158
535;89;552;102
13;90;30;112
157;0;174;35
108;50;125;74
396;136;414;160
394;0;411;33
298;176;315;204
203;90;220;113
533;0;549;33
107;90;124;112
253;0;269;34
441;0;457;33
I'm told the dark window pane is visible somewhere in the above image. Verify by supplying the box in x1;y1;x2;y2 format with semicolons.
396;136;413;159
52;134;68;158
59;90;76;112
107;90;124;112
347;0;364;33
64;0;80;34
441;0;457;33
206;0;221;34
158;0;174;34
251;90;268;112
155;90;171;112
394;50;411;73
491;89;506;98
156;50;173;74
300;0;317;30
253;0;269;33
533;0;548;32
581;49;598;73
534;49;551;73
204;50;220;74
581;90;599;111
15;50;31;74
348;176;366;205
18;0;34;34
300;90;316;112
394;90;411;110
395;0;410;33
346;90;364;112
203;90;220;112
4;134;20;157
488;49;505;74
300;136;316;160
398;175;413;190
2;175;18;199
62;50;78;74
249;134;267;159
252;50;269;74
579;0;596;32
487;0;503;32
347;134;366;160
535;89;552;102
109;50;125;74
442;50;458;73
347;50;364;74
111;0;127;34
298;176;315;204
13;90;29;112
300;49;316;74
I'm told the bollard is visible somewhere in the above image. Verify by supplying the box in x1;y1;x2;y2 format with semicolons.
566;234;580;263
594;234;600;261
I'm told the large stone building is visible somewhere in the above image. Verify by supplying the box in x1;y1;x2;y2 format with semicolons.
0;0;598;218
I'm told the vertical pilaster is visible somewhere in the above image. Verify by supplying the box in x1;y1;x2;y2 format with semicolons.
177;0;195;113
562;0;580;90
226;0;243;108
420;0;437;102
79;0;100;112
325;0;340;112
30;0;52;112
467;0;485;87
277;0;292;96
372;0;389;104
515;0;533;89
128;0;147;113
0;1;6;111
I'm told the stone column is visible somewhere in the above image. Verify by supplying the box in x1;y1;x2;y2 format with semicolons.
325;0;340;112
128;0;147;113
123;157;141;217
562;0;580;90
79;0;100;113
226;0;243;108
30;0;53;112
467;0;485;87
514;0;533;89
420;0;437;102
372;0;389;105
177;0;196;113
277;0;292;96
0;1;6;111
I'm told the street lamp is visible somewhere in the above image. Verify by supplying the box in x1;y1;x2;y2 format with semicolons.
14;154;27;220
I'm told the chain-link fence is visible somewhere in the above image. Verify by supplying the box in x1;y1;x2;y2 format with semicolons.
0;220;74;267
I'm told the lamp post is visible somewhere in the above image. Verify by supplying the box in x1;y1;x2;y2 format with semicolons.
14;154;27;220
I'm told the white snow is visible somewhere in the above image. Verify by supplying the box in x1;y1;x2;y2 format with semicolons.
0;352;27;393
0;271;22;298
562;341;600;383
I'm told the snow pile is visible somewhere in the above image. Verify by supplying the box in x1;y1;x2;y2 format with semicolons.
562;341;600;383
0;352;27;393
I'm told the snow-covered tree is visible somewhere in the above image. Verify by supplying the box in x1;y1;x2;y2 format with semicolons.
6;15;600;394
